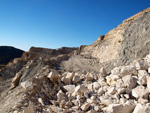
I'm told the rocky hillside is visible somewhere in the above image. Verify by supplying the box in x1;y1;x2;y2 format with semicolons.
0;7;150;113
0;46;24;66
63;7;150;73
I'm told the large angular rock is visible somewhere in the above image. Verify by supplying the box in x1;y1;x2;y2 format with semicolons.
97;87;105;96
97;77;107;86
138;70;148;85
131;86;149;99
75;85;87;95
133;60;148;70
122;75;136;93
107;104;123;113
85;73;94;82
57;90;67;102
47;69;61;83
108;87;117;95
21;80;34;91
81;103;90;111
107;104;135;113
133;103;150;113
120;65;137;76
61;72;74;84
99;67;107;77
93;82;101;90
64;85;75;93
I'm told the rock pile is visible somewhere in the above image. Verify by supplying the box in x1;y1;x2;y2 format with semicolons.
9;53;150;113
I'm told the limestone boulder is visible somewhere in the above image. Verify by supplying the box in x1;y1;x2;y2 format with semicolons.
137;70;148;85
133;103;150;113
131;86;149;99
108;87;117;95
61;72;74;84
107;104;135;113
75;85;87;95
99;67;107;77
81;103;90;111
20;80;34;91
93;82;101;90
64;85;75;93
85;73;94;82
122;75;137;93
47;69;61;83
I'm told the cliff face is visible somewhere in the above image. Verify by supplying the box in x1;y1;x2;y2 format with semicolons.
81;8;150;63
70;7;150;72
21;46;77;60
119;11;150;65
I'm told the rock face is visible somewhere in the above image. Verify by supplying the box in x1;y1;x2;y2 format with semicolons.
0;7;150;113
21;46;77;60
119;10;150;65
62;7;150;73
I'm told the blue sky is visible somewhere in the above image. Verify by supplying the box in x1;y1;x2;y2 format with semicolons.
0;0;149;51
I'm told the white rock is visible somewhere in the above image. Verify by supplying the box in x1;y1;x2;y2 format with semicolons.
93;82;101;90
147;76;150;92
21;80;34;91
99;67;107;77
132;86;149;99
108;87;117;95
97;87;105;96
138;98;148;104
72;75;81;84
120;65;137;76
94;105;100;111
148;67;150;73
97;77;107;86
48;69;61;82
111;67;121;76
87;83;93;91
138;70;148;85
122;75;136;93
85;73;94;81
64;85;75;93
61;72;74;84
118;88;126;94
107;104;135;113
57;90;66;102
81;103;90;111
38;98;44;106
119;98;127;104
75;85;87;95
133;103;150;113
100;95;118;105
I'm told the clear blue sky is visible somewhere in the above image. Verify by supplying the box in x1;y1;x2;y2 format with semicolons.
0;0;149;51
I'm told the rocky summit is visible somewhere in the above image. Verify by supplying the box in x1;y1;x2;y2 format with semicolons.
0;7;150;113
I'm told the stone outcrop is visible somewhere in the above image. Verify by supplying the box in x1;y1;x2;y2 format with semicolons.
21;46;77;60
